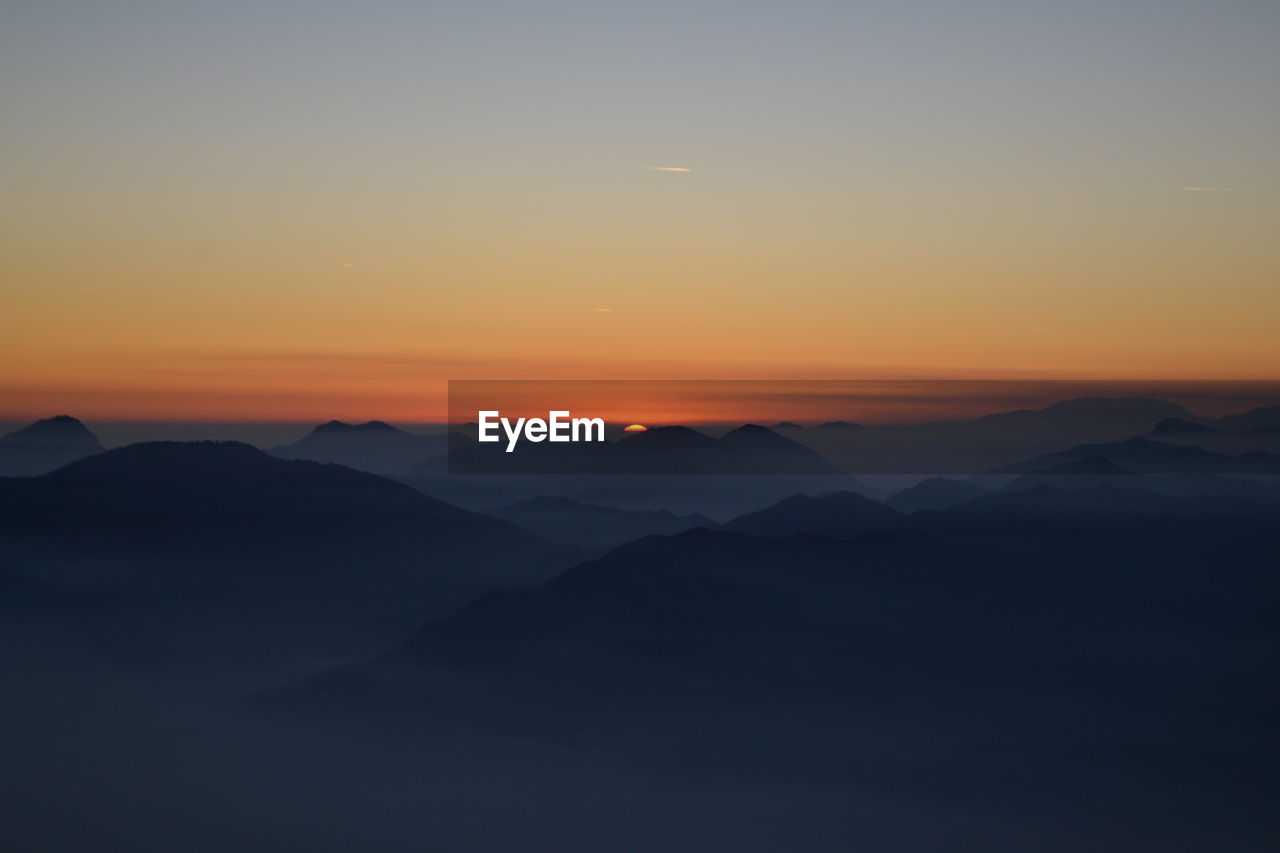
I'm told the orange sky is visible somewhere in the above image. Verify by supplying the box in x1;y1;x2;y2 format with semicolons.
3;3;1277;423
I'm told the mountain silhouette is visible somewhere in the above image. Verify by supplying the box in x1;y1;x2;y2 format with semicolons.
714;424;842;473
722;490;901;538
446;424;843;474
1150;417;1220;436
276;512;1278;806
490;496;717;549
988;437;1280;475
1131;408;1280;456
1031;455;1135;475
270;420;450;474
1238;449;1280;471
886;477;989;513
788;396;1202;474
972;396;1196;426
0;415;103;476
1214;405;1280;431
996;455;1139;494
0;441;577;590
614;424;720;452
907;483;1274;546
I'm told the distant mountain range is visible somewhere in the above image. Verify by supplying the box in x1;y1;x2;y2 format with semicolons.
1144;407;1280;456
8;396;1278;482
1150;417;1220;436
0;440;578;593
988;437;1280;475
0;415;103;476
897;483;1279;555
1029;455;1136;475
490;496;717;550
705;476;1280;545
1213;404;1280;432
784;396;1208;474
721;491;901;539
885;477;990;513
269;420;450;474
446;424;843;474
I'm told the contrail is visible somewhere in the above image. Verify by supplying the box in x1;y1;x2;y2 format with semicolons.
647;166;693;172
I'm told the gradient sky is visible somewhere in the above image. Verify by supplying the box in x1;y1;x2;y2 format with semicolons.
3;0;1278;421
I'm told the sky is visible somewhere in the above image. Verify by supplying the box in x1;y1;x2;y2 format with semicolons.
2;0;1278;422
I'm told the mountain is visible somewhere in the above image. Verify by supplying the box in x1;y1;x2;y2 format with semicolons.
886;477;990;513
997;455;1138;494
815;420;865;430
445;424;843;474
1150;417;1220;436
602;424;842;474
1030;455;1135;475
967;396;1197;430
714;424;841;472
993;457;1280;502
0;441;588;667
988;437;1280;475
907;483;1275;546
275;517;1278;804
397;464;881;524
1136;409;1280;456
0;441;576;591
490;496;717;549
789;396;1201;474
721;490;901;539
1214;405;1280;431
269;420;449;474
0;415;103;476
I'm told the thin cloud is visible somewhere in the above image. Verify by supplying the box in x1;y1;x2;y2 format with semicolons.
647;166;692;173
1180;186;1229;192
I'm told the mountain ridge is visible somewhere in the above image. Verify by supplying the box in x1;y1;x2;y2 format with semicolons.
0;415;104;476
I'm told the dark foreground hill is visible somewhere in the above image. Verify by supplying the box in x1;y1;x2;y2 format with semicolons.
274;510;1279;832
